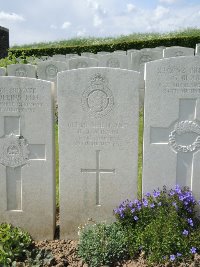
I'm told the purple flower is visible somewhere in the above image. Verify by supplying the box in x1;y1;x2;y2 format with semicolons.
134;216;139;221
198;200;200;205
187;218;194;227
174;185;181;194
145;192;151;197
143;199;148;207
170;190;175;196
131;208;135;213
179;195;185;201
190;247;196;254
153;191;160;198
170;254;176;261
177;253;182;257
150;203;155;208
182;229;189;236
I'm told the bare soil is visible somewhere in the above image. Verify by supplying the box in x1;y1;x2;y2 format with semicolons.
15;210;200;267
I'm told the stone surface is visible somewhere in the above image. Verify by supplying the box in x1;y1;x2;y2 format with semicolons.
68;56;98;69
163;46;194;58
7;64;37;78
37;60;68;98
0;77;55;240
129;49;163;106
81;52;96;58
98;54;128;69
143;56;200;201
58;68;140;239
0;67;6;76
0;26;9;58
52;54;66;62
37;60;68;82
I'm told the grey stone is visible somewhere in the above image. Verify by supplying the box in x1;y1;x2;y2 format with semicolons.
0;67;6;76
129;49;163;106
58;68;140;239
37;60;68;98
52;54;66;62
7;64;37;78
143;56;200;201
195;44;200;55
68;57;98;69
163;46;194;58
81;52;96;58
0;76;55;240
113;50;127;55
98;54;128;69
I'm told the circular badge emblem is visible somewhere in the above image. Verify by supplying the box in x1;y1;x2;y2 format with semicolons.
0;134;30;167
45;64;58;78
82;74;114;118
15;67;27;77
168;120;200;153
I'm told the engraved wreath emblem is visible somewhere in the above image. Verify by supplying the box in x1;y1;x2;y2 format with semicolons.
168;120;200;153
0;133;30;167
81;73;114;118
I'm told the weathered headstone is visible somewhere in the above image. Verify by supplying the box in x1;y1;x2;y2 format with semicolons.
163;46;194;58
68;56;98;69
0;67;6;76
98;54;128;69
37;60;68;98
7;64;36;78
0;77;55;240
113;50;127;55
81;52;96;58
129;49;163;106
143;56;200;200
0;26;9;58
52;54;66;62
58;68;140;239
195;44;200;55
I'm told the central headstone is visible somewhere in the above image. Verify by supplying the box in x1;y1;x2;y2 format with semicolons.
143;56;200;201
0;77;55;240
58;68;140;239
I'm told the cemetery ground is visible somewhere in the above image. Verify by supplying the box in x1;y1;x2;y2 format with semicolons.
8;111;200;267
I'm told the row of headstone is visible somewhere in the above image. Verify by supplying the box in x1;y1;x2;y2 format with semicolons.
0;56;200;241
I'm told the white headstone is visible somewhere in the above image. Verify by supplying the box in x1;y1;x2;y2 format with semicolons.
113;50;127;55
58;68;140;239
0;67;6;76
143;56;200;201
195;44;200;55
81;52;96;58
163;46;194;58
37;60;68;98
52;54;66;62
0;77;55;240
7;64;37;78
98;54;128;69
129;49;163;106
68;57;98;69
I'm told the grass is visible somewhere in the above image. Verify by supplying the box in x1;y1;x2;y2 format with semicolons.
11;27;200;49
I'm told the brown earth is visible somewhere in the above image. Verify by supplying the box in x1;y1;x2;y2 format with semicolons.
15;211;200;267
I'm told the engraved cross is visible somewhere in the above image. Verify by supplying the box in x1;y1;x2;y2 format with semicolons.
0;116;46;211
150;99;200;189
81;150;115;206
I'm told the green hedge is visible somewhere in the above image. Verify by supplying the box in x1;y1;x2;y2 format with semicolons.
9;35;200;58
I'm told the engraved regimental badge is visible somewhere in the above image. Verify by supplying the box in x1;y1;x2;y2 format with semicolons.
0;134;30;167
82;73;114;118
